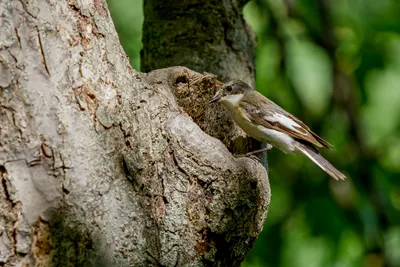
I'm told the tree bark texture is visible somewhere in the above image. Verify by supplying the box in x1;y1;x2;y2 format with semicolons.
0;0;270;266
142;0;267;161
141;0;256;86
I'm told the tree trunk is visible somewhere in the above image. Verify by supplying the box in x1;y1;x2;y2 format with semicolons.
0;0;270;266
142;0;268;163
141;0;256;86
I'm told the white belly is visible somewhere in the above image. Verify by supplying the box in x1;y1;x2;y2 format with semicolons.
232;108;296;153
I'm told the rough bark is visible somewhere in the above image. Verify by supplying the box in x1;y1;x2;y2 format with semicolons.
141;0;256;86
141;0;269;163
0;0;269;266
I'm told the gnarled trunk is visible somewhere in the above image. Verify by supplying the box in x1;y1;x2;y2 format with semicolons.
0;0;269;266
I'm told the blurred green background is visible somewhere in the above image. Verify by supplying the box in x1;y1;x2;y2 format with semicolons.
107;0;400;266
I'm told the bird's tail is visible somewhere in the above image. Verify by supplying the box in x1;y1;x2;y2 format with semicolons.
296;143;346;180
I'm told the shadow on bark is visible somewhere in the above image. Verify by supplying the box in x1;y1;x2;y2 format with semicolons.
32;211;98;267
201;170;265;267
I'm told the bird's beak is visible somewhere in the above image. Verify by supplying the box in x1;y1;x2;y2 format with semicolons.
208;96;221;104
209;91;221;104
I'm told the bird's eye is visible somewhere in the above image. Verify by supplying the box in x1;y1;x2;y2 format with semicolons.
226;86;232;92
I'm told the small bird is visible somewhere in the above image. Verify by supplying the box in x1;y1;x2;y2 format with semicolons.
209;80;346;180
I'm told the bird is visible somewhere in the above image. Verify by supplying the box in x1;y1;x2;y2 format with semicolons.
209;80;346;180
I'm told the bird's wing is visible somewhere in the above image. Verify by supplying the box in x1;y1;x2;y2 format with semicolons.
238;94;333;149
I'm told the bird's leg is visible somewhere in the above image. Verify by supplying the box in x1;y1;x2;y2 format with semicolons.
245;144;273;156
234;144;273;161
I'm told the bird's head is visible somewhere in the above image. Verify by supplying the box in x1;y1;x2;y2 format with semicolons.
209;80;253;105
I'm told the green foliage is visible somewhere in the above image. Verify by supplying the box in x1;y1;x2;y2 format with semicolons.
108;0;400;266
107;0;143;70
243;0;400;266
